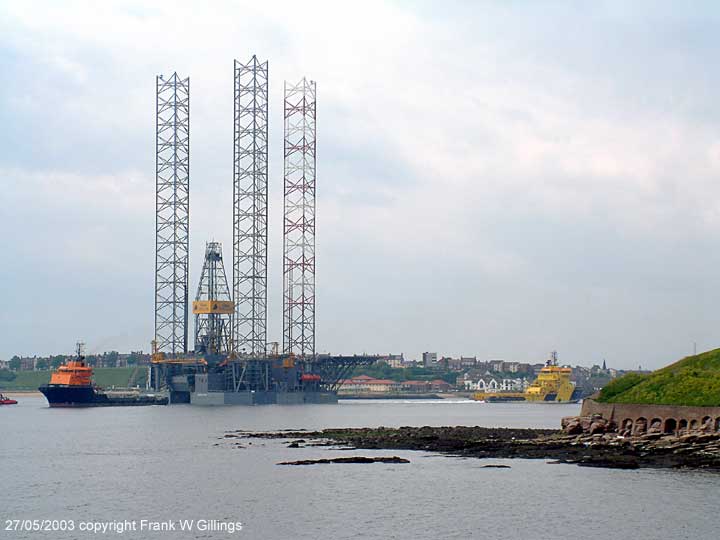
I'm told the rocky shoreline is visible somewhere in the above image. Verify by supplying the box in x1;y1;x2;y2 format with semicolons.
225;425;720;469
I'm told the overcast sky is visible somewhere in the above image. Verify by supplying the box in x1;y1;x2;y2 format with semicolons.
2;1;720;369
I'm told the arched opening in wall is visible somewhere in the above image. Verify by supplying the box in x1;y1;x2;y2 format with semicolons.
634;417;648;435
622;419;633;433
649;418;662;433
702;416;712;431
716;418;720;432
690;419;698;431
679;419;688;432
664;418;677;434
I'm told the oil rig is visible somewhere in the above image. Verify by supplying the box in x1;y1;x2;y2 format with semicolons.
150;57;376;404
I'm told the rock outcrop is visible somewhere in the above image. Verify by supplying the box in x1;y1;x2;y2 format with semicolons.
226;425;720;470
278;456;410;466
561;414;615;435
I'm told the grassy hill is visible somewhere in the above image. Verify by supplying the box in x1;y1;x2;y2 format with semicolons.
597;348;720;407
0;367;147;391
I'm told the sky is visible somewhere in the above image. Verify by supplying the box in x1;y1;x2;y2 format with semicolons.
2;0;720;369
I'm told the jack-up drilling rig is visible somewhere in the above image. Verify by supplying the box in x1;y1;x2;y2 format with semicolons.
150;59;377;405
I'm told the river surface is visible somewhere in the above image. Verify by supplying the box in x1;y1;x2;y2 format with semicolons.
2;396;719;539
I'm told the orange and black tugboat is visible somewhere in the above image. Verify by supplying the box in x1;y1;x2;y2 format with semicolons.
39;343;168;407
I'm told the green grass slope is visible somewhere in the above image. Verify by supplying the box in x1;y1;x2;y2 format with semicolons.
0;367;146;390
598;348;720;406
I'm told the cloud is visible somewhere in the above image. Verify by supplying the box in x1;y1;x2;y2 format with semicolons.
1;1;719;368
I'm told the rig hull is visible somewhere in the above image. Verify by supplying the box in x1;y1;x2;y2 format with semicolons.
151;354;380;406
189;390;338;406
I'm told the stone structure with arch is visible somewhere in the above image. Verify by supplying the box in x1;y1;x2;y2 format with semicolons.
581;399;720;435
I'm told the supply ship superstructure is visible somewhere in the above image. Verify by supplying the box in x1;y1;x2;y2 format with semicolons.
524;352;582;403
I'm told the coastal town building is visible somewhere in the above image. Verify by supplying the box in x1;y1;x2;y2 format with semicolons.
6;351;152;372
459;372;529;392
380;354;405;368
439;357;463;371
430;379;452;392
422;352;438;367
489;360;505;372
401;380;431;392
20;358;36;371
339;375;451;395
339;375;401;393
460;356;477;368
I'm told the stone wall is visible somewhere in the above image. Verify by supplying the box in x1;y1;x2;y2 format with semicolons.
581;399;720;435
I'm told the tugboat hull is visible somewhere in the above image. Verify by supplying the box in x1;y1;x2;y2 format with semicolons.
39;385;95;406
39;385;168;407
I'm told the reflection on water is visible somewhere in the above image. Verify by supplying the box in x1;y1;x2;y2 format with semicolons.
3;396;719;539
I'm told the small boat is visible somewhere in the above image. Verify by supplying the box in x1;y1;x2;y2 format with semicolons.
0;393;18;405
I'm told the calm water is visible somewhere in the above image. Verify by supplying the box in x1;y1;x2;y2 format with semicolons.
2;396;719;540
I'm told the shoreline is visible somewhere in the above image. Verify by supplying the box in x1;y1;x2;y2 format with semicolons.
227;426;720;470
339;394;451;400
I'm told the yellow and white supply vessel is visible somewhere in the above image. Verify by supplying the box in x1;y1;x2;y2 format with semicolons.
472;352;582;403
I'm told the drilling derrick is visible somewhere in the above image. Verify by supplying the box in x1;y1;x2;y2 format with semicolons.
193;242;234;355
155;72;190;355
283;77;316;358
233;56;269;356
